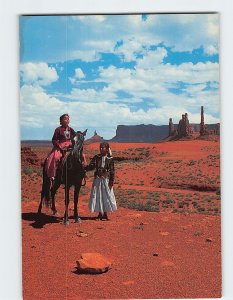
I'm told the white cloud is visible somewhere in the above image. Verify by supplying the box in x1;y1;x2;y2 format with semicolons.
136;47;168;68
20;14;220;139
96;53;220;119
20;84;64;128
69;87;117;102
69;68;86;84
114;37;148;62
20;62;58;86
69;50;101;62
204;45;218;55
75;68;85;79
207;14;219;37
72;15;106;23
84;40;115;52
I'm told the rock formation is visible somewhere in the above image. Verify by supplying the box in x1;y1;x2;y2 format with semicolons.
168;106;220;140
111;124;168;142
177;113;191;137
200;106;209;136
84;131;104;145
169;118;176;136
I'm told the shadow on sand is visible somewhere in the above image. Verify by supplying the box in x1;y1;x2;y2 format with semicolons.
22;212;61;229
71;268;107;275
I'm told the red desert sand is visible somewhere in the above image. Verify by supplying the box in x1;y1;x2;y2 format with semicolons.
21;140;221;299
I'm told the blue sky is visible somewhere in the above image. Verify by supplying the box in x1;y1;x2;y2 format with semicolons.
20;14;220;140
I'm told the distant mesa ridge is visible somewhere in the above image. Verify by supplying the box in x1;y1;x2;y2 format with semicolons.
111;124;168;143
110;123;219;143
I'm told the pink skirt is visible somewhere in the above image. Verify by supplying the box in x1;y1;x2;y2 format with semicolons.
45;141;72;178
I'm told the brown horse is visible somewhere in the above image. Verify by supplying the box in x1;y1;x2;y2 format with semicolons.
38;130;87;225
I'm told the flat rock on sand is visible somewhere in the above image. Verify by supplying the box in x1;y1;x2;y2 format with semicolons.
76;253;112;274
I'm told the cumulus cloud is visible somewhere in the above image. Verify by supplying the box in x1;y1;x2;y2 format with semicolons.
98;56;219;95
136;47;168;68
20;62;58;86
69;68;86;84
69;50;101;62
66;14;219;65
20;84;63;128
20;14;220;139
204;45;218;55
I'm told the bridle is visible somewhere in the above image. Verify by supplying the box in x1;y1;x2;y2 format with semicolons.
63;130;87;186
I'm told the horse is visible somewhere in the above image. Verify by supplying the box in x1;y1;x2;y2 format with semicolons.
37;129;87;225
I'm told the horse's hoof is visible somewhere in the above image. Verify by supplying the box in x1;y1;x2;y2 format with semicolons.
75;217;82;224
63;220;69;226
52;210;58;216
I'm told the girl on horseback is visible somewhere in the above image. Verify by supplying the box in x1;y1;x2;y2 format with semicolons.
86;142;117;220
45;114;85;179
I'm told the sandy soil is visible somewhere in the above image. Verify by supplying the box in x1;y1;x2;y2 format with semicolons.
21;140;221;299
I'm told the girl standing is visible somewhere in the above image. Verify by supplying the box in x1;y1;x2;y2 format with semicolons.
86;142;117;220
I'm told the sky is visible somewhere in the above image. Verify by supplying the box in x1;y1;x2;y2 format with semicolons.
19;14;220;140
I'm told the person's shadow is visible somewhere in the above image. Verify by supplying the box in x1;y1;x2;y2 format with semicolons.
22;212;61;229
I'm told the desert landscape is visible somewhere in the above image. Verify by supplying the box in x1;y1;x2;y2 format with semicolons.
21;138;221;299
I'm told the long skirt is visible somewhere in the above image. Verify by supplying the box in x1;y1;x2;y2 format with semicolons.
89;177;117;213
45;141;72;178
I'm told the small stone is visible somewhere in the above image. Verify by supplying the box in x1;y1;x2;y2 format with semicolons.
153;252;159;257
122;280;134;286
76;253;112;274
77;232;88;238
206;238;213;242
140;222;149;226
160;231;170;236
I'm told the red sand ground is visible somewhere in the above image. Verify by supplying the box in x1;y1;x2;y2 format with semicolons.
21;140;221;299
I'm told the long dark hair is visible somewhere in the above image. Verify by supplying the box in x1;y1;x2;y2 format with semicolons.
59;114;69;125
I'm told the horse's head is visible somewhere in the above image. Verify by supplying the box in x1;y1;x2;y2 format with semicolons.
72;129;87;162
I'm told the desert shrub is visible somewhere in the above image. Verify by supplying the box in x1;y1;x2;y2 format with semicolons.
197;207;205;212
36;168;43;177
163;199;174;205
216;189;221;195
193;232;203;236
188;160;196;166
23;165;34;176
178;201;185;208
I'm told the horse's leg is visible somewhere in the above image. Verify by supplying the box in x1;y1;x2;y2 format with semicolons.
64;184;70;225
38;164;50;214
38;192;43;214
74;183;82;223
50;177;61;216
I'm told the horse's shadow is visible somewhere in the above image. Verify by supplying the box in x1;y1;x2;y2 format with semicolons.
73;216;97;221
22;212;61;229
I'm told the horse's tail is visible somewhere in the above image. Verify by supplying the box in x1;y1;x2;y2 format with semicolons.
40;159;51;207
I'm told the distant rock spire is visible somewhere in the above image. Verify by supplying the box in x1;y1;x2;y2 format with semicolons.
169;118;175;136
200;106;205;136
